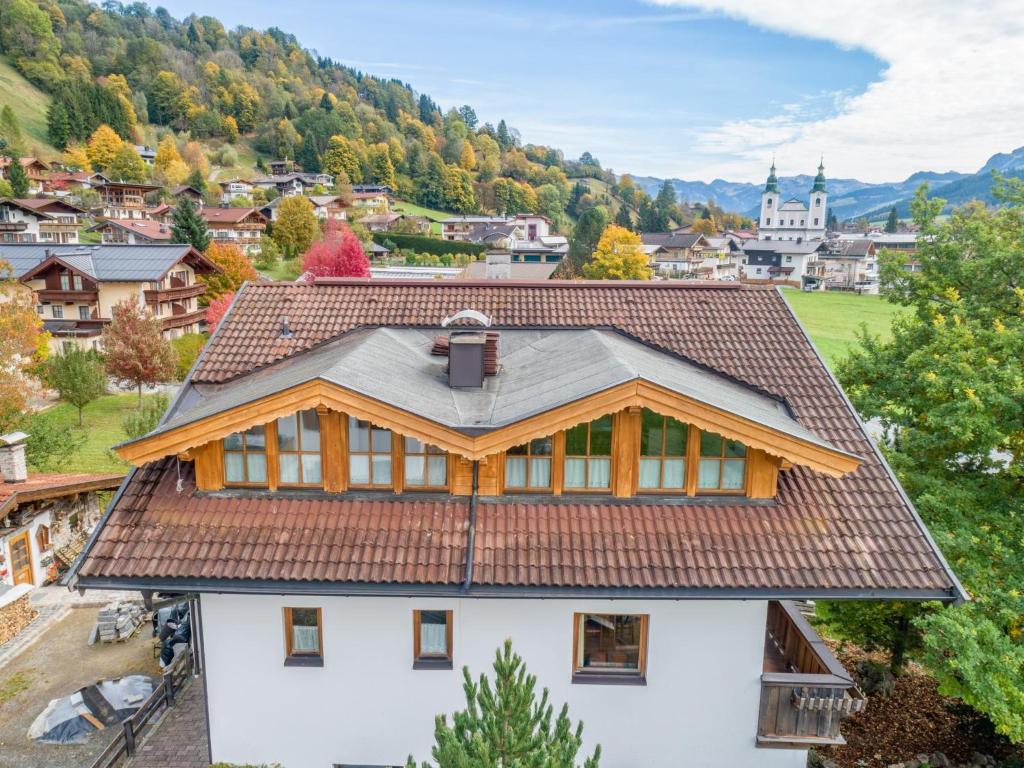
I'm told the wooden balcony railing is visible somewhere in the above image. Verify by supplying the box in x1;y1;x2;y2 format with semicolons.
758;600;866;748
144;283;204;304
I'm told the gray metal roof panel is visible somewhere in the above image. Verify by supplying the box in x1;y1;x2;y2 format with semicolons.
0;243;195;281
142;328;847;457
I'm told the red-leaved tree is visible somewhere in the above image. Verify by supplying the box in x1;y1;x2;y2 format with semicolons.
205;292;234;334
300;220;370;279
102;300;176;403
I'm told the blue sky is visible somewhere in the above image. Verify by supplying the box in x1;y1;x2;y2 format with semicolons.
153;1;1024;183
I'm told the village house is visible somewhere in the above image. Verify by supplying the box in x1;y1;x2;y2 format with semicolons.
134;145;157;166
94;180;162;220
640;232;710;275
0;156;51;195
0;433;122;591
740;239;827;286
3;242;220;350
14;199;86;245
818;237;879;291
90;218;173;245
441;213;550;242
309;194;351;222
171;185;205;206
46;170;108;196
351;190;391;211
218;178;255;204
69;279;962;768
0;199;54;244
252;172;334;198
460;251;559;280
361;212;430;233
203;206;268;254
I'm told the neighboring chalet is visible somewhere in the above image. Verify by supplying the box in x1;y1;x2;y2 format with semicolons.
461;251;559;280
203;206;268;255
13;199;86;245
3;243;220;350
640;232;710;275
0;433;122;590
817;237;879;291
134;145;157;166
171;185;205;206
47;170;108;196
442;213;550;242
0;156;50;195
0;199;78;245
351;189;390;211
361;212;430;233
95;180;161;220
91;218;173;245
69;279;963;768
252;172;334;198
741;239;826;285
218;178;255;203
309;194;350;222
441;214;566;263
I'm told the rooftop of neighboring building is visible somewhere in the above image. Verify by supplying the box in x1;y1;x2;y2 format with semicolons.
1;243;219;282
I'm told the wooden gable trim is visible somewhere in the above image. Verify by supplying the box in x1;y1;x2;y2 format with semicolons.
116;378;860;477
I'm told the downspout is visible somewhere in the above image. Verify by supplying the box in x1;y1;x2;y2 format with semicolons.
462;460;479;592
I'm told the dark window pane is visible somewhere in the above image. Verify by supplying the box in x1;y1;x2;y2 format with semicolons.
640;409;663;455
664;419;688;456
589;415;613;455
529;436;553;456
349;418;369;451
224;432;243;451
371;427;391;452
700;431;723;457
245;425;266;450
564;424;588;455
277;414;298;451
507;443;528;456
580;614;642;672
725;439;747;458
291;607;318;628
404;436;425;453
300;410;320;451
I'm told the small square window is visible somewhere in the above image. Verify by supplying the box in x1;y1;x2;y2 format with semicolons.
572;613;648;684
413;609;453;669
283;607;323;666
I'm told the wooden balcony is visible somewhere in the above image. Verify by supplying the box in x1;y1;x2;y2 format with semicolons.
160;308;205;331
144;283;205;304
0;221;28;232
38;289;99;303
758;601;866;748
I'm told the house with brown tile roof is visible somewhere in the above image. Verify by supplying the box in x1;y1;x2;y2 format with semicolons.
0;433;122;590
202;205;268;255
68;279;962;768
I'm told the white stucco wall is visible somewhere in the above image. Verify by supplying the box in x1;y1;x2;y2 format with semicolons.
201;594;809;768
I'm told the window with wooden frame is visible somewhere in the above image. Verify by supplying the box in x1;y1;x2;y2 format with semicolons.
572;613;648;684
348;418;392;488
697;430;747;492
504;437;553;491
564;415;613;490
223;425;268;485
36;524;50;552
637;409;688;492
283;607;323;666
413;609;453;669
403;437;448;490
277;410;322;486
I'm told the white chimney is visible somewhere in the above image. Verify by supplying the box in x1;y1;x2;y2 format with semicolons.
0;432;29;483
485;251;511;280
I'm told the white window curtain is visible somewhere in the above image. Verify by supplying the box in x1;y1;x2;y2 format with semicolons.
246;454;267;483
224;453;245;482
505;457;527;487
564;458;586;488
420;622;447;655
279;454;300;484
292;625;319;652
588;458;610;488
404;456;425;486
427;456;447;486
638;459;661;489
698;459;720;489
529;458;551;488
662;459;685;489
301;455;322;484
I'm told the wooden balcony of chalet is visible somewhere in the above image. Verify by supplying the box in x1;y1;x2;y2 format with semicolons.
38;288;100;303
758;600;866;748
161;304;205;331
145;279;205;304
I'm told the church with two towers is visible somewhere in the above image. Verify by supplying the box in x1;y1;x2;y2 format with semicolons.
758;161;828;242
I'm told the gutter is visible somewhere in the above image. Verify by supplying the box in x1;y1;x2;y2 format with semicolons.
775;286;968;603
462;460;479;591
64;283;252;590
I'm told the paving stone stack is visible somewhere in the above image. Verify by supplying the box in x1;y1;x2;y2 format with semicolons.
92;599;145;643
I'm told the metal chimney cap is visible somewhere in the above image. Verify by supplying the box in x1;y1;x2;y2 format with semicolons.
441;309;492;328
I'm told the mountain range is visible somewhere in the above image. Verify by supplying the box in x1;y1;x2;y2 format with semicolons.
633;145;1024;222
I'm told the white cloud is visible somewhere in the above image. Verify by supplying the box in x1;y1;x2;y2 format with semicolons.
649;0;1024;182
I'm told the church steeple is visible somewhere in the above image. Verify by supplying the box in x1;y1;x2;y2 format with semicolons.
764;159;779;193
811;158;827;193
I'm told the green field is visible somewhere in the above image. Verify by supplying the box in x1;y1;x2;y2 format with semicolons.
780;288;904;368
391;200;450;234
0;57;57;158
34;393;144;474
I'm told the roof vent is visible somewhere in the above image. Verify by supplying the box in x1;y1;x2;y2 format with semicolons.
448;331;486;388
279;315;294;339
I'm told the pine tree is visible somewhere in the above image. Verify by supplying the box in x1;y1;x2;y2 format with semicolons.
170;197;210;251
7;151;29;198
560;206;608;277
409;640;601;768
885;205;899;233
102;301;176;404
826;207;839;232
614;205;633;230
654;179;677;222
46;347;107;427
47;101;71;150
496;119;512;150
186;167;207;194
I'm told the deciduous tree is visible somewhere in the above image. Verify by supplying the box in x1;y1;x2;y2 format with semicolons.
0;106;26;154
199;242;257;304
583;224;651;280
322;135;361;183
300;220;370;279
102;300;176;404
0;260;48;433
45;347;106;427
205;292;234;334
272;195;318;258
86;124;124;172
108;144;148;182
407;640;600;768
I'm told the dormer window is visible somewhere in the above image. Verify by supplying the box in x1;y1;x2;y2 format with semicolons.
564;416;613;490
638;410;688;491
224;425;268;485
505;437;553;491
348;418;392;487
403;437;448;489
698;431;747;492
277;410;321;486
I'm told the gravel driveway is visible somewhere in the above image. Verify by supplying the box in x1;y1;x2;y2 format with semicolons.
0;607;160;768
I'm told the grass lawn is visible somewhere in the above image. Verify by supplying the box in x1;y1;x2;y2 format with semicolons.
780;288;904;369
391;200;451;235
35;393;147;474
258;258;299;281
0;56;57;159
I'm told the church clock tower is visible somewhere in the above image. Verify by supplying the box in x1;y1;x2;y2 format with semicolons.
760;161;780;237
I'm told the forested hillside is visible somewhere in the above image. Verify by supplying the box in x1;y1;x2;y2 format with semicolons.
0;0;684;230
